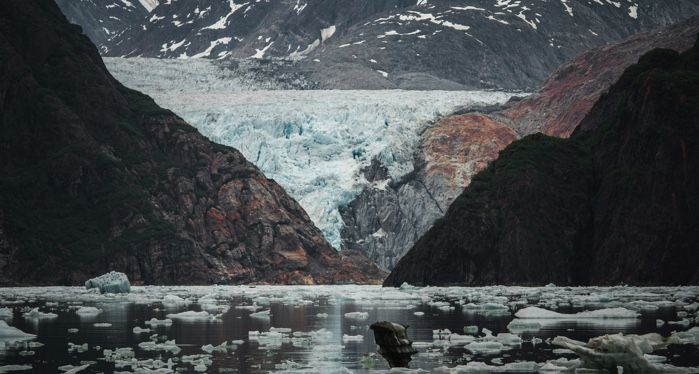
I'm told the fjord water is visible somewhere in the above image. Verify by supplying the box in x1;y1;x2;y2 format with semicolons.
1;286;698;372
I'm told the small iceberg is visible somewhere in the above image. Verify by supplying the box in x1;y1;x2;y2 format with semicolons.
0;320;35;342
22;308;58;320
84;271;130;294
515;306;640;319
250;309;271;319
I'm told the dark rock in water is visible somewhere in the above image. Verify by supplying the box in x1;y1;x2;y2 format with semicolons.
369;321;417;368
0;0;386;286
385;36;699;286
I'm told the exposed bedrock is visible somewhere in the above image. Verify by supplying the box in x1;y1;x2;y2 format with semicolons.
340;115;517;270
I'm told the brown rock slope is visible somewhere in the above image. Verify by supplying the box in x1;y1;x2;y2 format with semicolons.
0;0;385;286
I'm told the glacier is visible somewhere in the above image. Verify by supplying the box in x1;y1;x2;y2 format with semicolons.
105;57;518;248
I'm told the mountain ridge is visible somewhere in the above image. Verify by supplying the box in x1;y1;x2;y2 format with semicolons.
57;0;699;90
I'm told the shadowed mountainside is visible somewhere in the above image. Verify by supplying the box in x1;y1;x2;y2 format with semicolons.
0;0;385;286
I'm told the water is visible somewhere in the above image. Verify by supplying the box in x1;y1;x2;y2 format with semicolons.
0;285;698;373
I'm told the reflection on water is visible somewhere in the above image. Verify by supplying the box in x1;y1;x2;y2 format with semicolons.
0;285;697;373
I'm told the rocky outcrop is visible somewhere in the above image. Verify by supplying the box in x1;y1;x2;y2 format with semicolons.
340;114;517;269
58;0;699;90
0;0;385;286
385;38;699;286
342;17;699;271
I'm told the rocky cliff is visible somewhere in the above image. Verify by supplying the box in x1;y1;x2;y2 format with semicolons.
385;37;699;286
340;114;518;269
57;0;699;90
342;18;699;271
0;0;385;286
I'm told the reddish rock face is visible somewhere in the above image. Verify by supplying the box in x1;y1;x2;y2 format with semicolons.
0;0;386;286
499;17;699;138
422;114;519;201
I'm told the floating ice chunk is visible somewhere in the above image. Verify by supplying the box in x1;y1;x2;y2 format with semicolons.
58;364;90;373
133;326;151;334
448;333;475;344
201;341;227;353
22;308;57;320
144;318;173;326
162;294;189;306
399;282;418;290
464;341;504;355
463;325;478;334
166;310;214;321
67;328;79;333
0;365;33;372
671;326;699;345
494;333;523;346
75;306;102;316
316;313;328;318
413;311;425;316
93;322;112;327
515;306;639;319
67;342;88;353
462;303;510;316
657;319;666;327
506;319;542;333
0;320;35;342
84;271;130;294
435;361;544;372
235;303;263;312
138;339;181;354
344;311;369;320
250;309;271;319
552;333;683;372
0;307;12;320
342;334;364;343
668;319;691;327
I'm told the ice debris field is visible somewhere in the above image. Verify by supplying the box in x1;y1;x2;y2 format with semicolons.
105;57;520;249
0;285;698;373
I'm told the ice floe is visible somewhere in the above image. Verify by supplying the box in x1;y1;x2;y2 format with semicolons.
84;271;130;294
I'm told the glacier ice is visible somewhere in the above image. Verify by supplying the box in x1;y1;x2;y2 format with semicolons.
105;57;518;248
84;271;130;294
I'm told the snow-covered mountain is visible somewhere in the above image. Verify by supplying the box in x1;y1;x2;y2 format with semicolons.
105;57;517;249
59;0;699;90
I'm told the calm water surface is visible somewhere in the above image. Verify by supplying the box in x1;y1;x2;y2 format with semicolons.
0;285;697;373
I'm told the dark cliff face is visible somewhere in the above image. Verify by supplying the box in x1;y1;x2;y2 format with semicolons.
0;0;385;286
58;0;699;90
385;38;699;287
